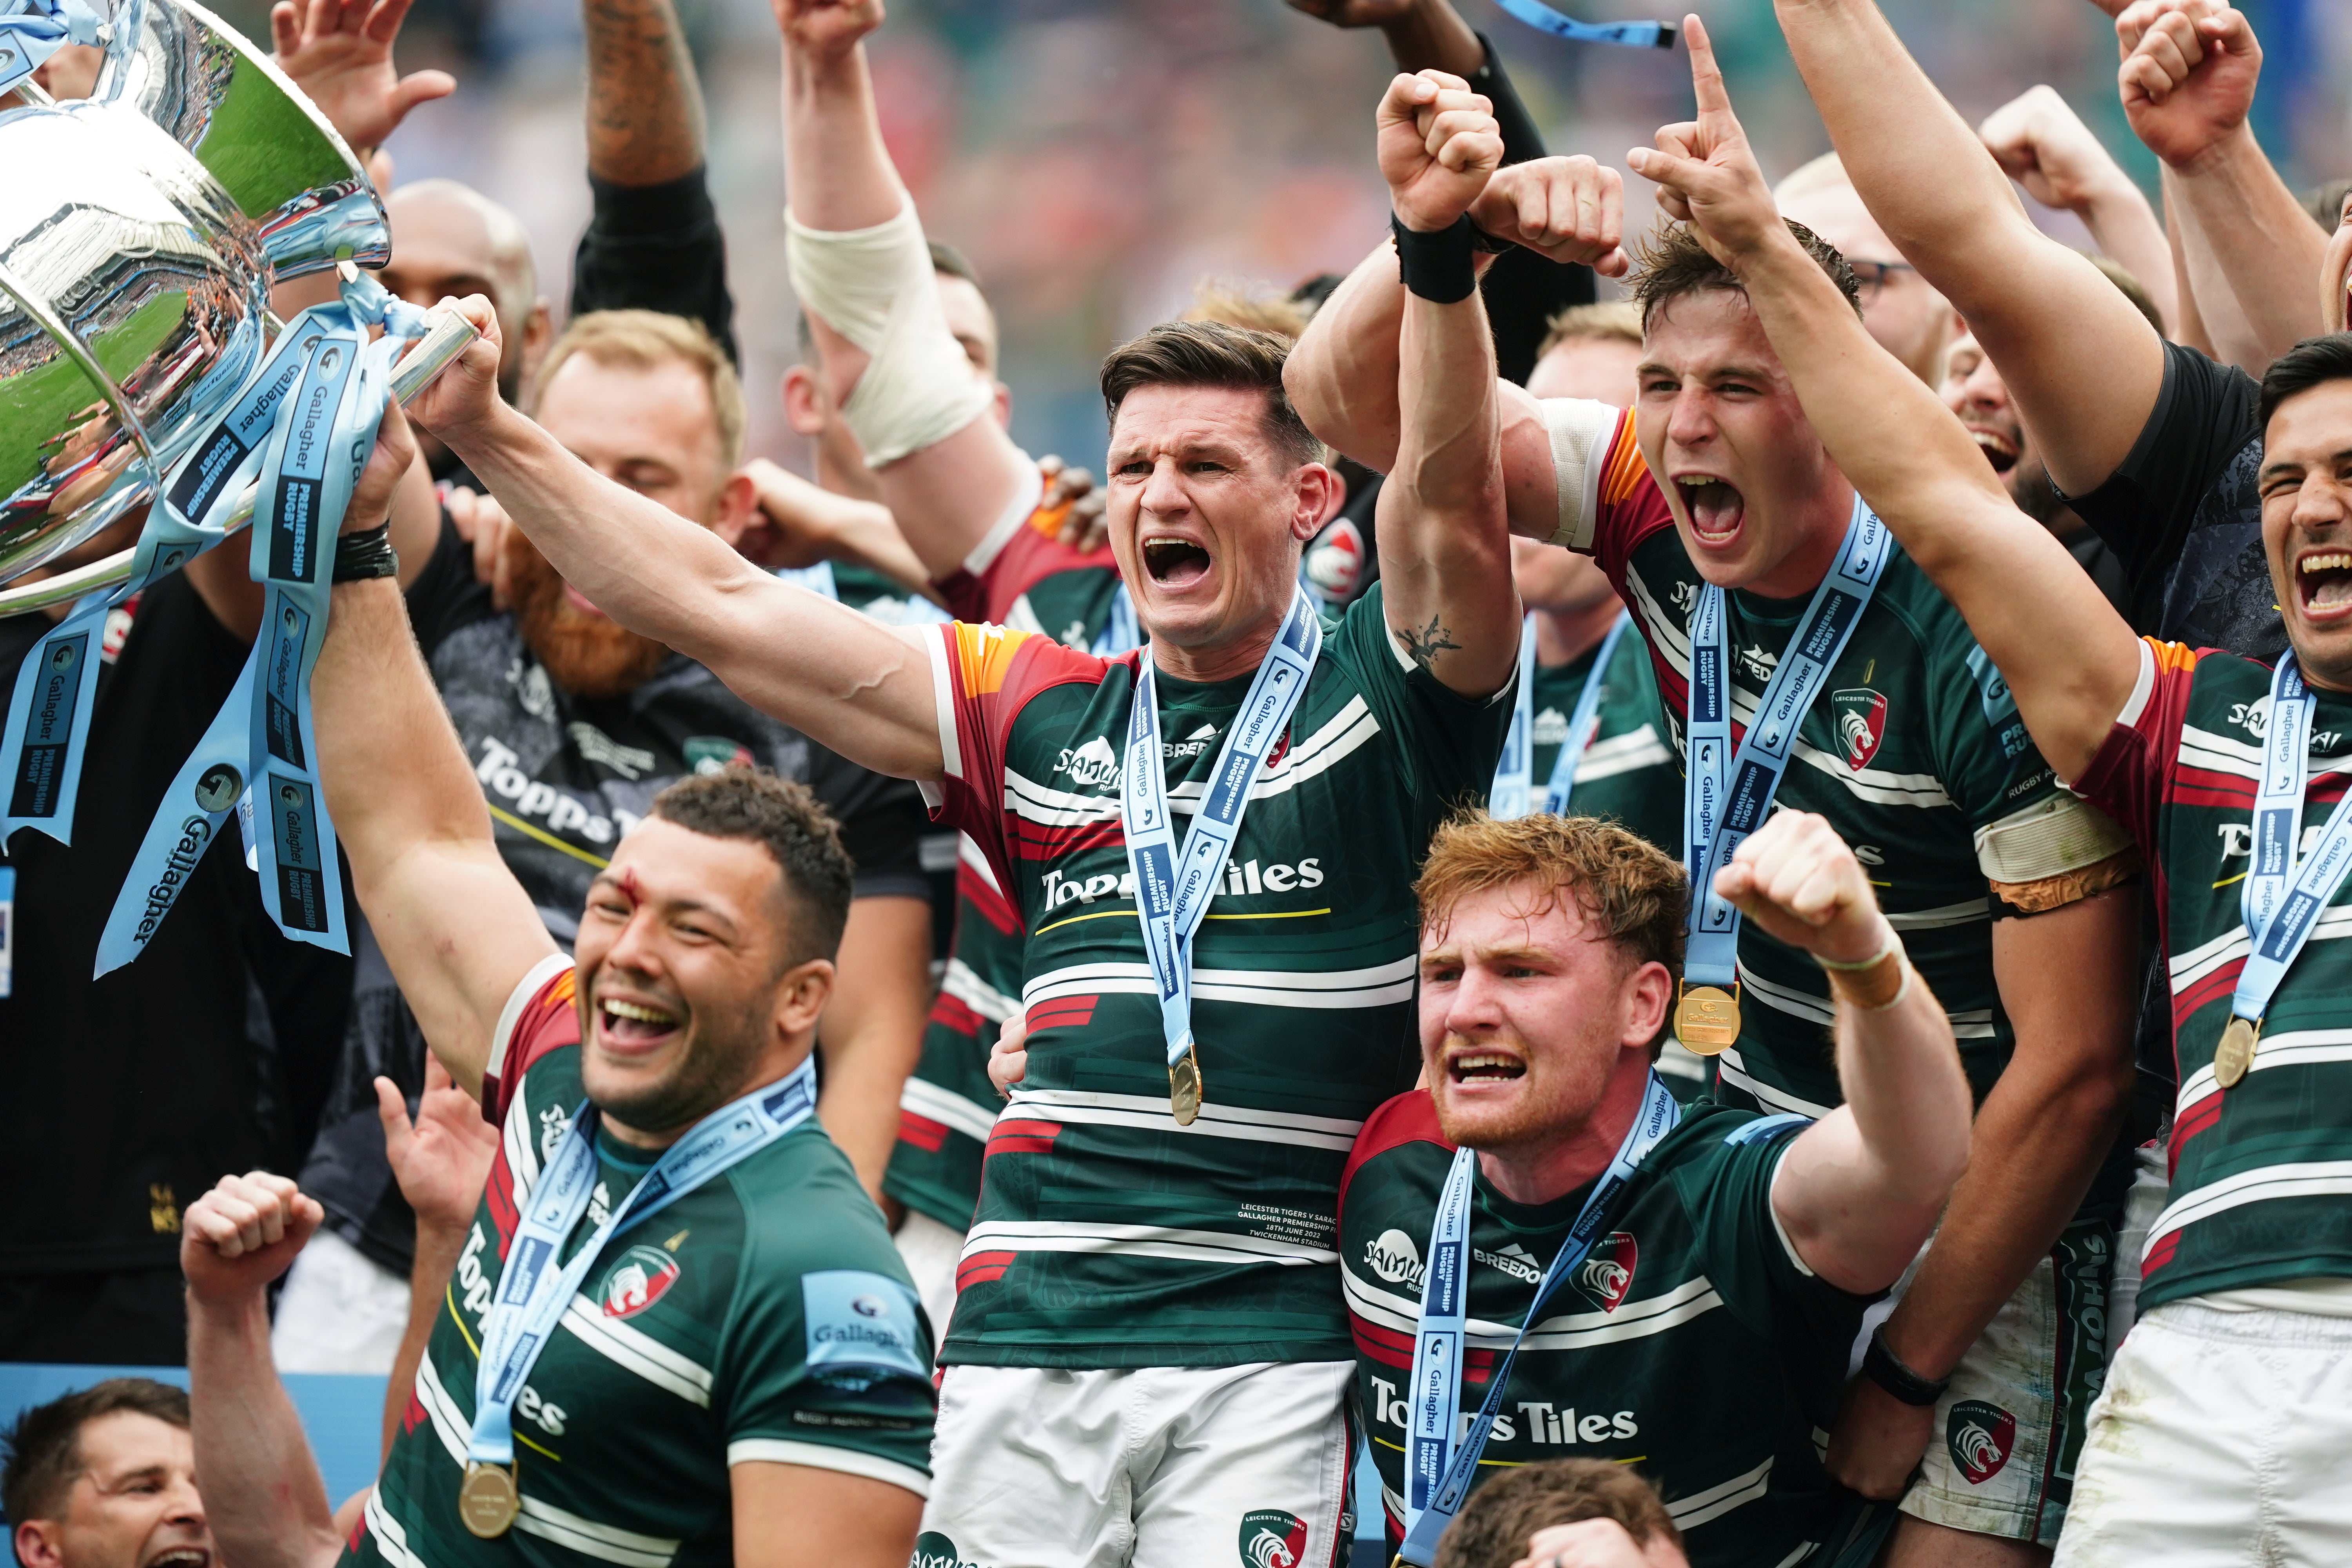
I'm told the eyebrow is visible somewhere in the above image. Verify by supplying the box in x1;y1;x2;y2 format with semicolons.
2260;447;2352;486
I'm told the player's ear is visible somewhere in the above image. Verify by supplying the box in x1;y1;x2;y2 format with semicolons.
1624;959;1673;1049
1292;461;1343;541
780;365;827;438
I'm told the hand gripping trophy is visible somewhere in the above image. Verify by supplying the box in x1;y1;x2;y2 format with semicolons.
0;0;476;971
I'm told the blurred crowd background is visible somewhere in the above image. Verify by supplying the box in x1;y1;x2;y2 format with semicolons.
199;0;2352;475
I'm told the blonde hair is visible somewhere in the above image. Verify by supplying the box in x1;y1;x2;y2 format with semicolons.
1181;279;1311;341
1415;810;1688;973
1535;300;1644;361
534;309;746;468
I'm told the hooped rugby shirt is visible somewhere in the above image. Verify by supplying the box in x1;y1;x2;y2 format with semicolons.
1521;633;1681;855
1338;1093;1872;1568
886;465;1126;1235
925;582;1512;1368
1540;399;2136;1116
2076;640;2352;1310
354;960;935;1568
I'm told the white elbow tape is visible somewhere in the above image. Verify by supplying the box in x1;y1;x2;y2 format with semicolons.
785;200;993;467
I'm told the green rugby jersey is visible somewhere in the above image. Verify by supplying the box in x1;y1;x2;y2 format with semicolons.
924;583;1512;1368
1339;1092;1875;1567
886;465;1126;1234
1520;630;1682;855
354;960;935;1568
1541;399;2134;1115
2077;639;2352;1310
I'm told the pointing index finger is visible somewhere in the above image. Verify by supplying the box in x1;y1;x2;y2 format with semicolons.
1683;13;1733;124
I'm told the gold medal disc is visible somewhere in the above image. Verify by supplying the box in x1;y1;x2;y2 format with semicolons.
2214;1016;2259;1091
1169;1047;1204;1126
1675;984;1740;1056
458;1462;520;1539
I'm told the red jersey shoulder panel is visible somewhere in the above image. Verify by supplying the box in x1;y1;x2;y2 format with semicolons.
1588;413;1677;587
930;470;1118;622
1339;1090;1453;1218
484;964;582;1127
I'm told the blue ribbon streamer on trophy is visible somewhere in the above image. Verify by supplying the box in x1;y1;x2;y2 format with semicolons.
1491;0;1674;49
0;0;104;98
82;271;435;975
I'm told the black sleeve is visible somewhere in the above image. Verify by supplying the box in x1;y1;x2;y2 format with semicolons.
1468;33;1595;386
804;741;932;903
569;168;739;367
401;510;495;659
2066;341;2261;628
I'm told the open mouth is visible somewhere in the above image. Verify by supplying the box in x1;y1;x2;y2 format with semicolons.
2298;550;2352;620
1448;1051;1527;1084
144;1550;209;1568
1969;427;2019;475
1142;535;1212;589
1674;475;1745;545
598;994;682;1051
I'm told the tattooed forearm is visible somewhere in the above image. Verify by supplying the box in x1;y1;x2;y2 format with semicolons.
1395;615;1463;675
583;0;706;185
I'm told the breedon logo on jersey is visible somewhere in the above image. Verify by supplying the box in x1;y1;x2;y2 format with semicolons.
1577;1231;1637;1312
1833;688;1888;769
1239;1510;1307;1568
1947;1399;2016;1485
600;1245;682;1319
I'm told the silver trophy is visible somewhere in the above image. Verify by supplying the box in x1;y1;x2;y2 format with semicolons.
0;0;469;610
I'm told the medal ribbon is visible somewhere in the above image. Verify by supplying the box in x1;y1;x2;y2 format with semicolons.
0;0;102;96
471;1053;820;1468
1490;0;1674;49
2227;652;2352;1027
1683;499;1890;988
89;273;434;974
1118;587;1320;1075
1091;580;1140;659
1397;1073;1681;1564
1491;609;1633;819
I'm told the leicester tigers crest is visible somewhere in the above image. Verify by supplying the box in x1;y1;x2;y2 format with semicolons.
1831;687;1888;769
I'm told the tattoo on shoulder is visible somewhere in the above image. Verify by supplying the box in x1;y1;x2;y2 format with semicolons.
1396;615;1462;675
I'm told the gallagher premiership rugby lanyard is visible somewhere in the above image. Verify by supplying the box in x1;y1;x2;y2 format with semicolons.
1490;0;1673;49
0;0;102;96
1397;1072;1681;1565
457;1053;820;1539
1491;610;1633;820
2212;653;2352;1089
1676;498;1889;1056
71;274;433;976
1119;586;1319;1125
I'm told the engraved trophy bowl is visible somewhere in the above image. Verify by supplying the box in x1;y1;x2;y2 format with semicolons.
0;0;390;591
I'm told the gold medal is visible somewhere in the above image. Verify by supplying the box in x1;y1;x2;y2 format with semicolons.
1674;982;1740;1056
2214;1016;2260;1091
1169;1045;1204;1126
458;1461;520;1539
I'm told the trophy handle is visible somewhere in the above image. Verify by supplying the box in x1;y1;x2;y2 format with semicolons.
0;309;481;617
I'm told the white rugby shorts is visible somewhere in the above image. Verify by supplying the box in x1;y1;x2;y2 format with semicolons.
2053;1287;2352;1566
915;1359;1354;1568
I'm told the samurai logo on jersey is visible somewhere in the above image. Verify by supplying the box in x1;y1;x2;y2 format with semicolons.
1948;1400;2017;1485
601;1244;682;1319
1239;1510;1307;1568
1365;1229;1424;1290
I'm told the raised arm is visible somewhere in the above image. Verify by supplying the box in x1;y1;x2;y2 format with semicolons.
1286;153;1627;540
1720;813;1970;1294
1628;17;2142;784
406;297;946;780
583;0;703;184
776;0;1033;580
2112;0;2326;371
315;405;562;1096
1371;71;1519;696
1977;83;2177;335
1772;0;2165;497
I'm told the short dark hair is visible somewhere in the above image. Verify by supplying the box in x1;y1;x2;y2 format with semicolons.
1;1379;189;1526
647;770;853;965
1099;319;1322;469
1432;1458;1684;1568
2259;333;2352;431
1629;219;1862;333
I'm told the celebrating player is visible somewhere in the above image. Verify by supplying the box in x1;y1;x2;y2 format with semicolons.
1628;17;2352;1564
1286;26;2145;1561
179;410;938;1568
1344;809;1969;1564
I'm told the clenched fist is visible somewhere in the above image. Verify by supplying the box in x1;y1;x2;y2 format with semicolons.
1712;809;1893;968
1378;70;1503;234
180;1172;324;1311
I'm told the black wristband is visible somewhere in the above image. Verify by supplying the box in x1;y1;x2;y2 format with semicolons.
1861;1325;1951;1408
332;523;399;583
1392;213;1478;304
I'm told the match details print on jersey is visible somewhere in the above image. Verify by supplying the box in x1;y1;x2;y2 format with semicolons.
922;584;1511;1369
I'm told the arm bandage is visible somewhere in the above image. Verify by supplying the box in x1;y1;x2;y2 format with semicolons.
785;200;993;467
